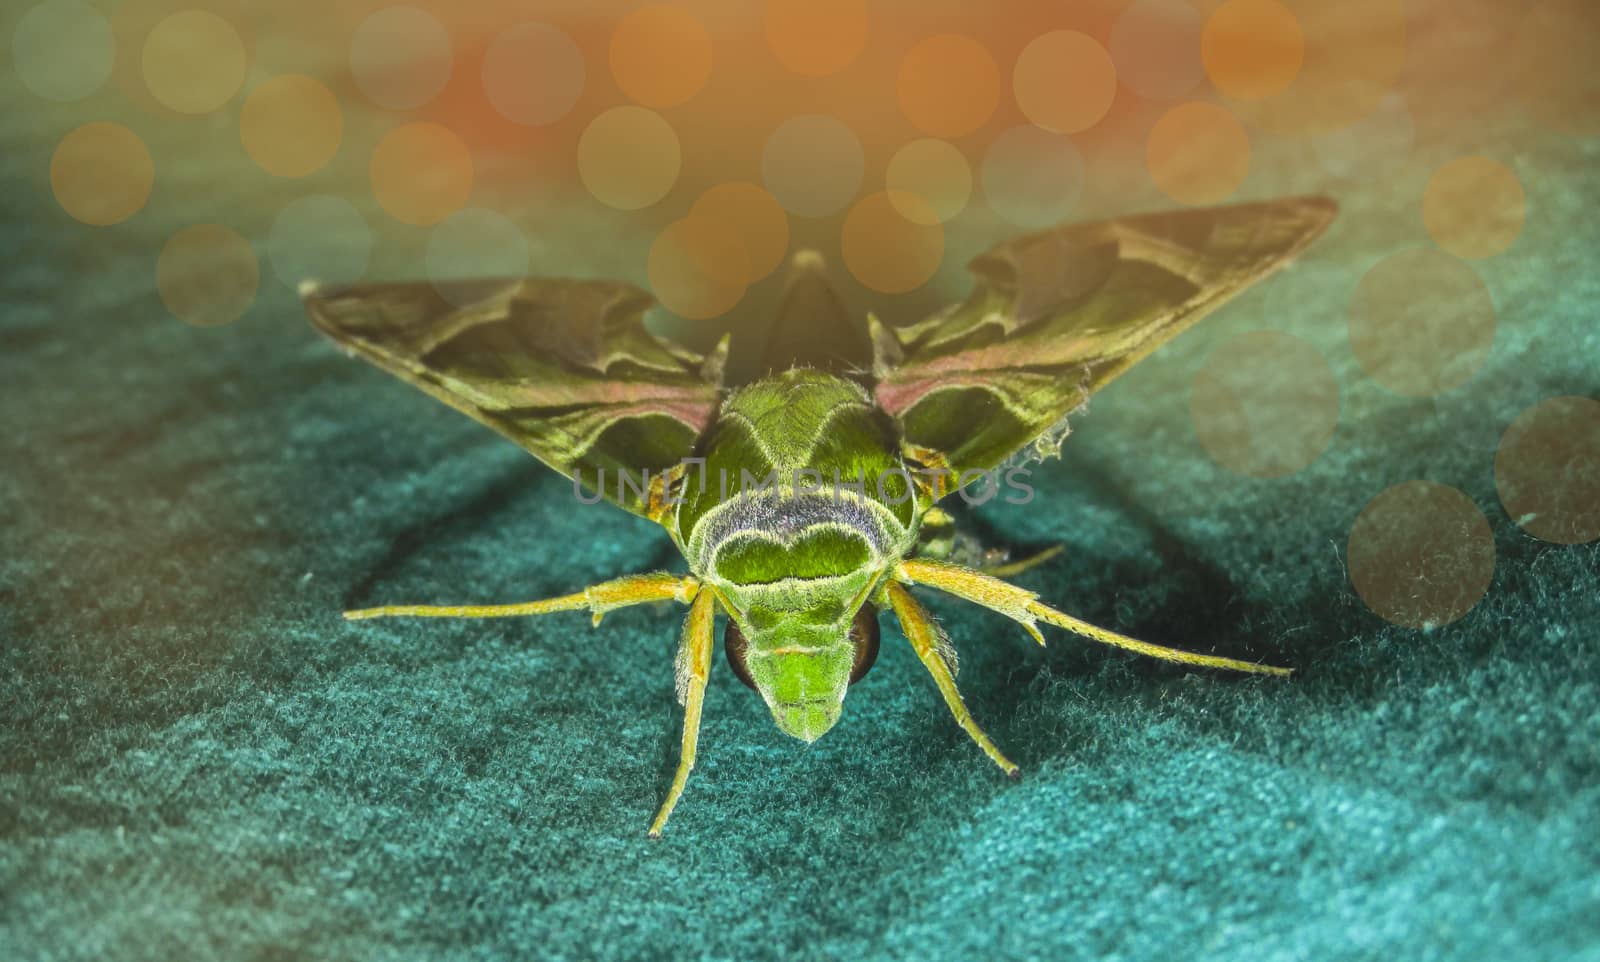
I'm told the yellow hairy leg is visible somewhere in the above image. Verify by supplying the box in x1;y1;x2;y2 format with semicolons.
344;572;714;835
648;587;716;838
916;506;1063;578
981;544;1064;578
896;559;1292;676
342;572;696;626
884;581;1019;776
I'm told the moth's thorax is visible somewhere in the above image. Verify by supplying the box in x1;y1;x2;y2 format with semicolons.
674;369;921;582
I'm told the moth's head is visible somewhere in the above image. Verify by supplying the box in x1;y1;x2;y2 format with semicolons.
721;599;880;743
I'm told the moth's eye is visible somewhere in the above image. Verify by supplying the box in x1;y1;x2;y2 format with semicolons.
723;618;757;691
848;604;880;685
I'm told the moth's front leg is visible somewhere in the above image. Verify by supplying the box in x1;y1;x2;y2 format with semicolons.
649;587;716;838
341;571;715;835
884;581;1020;777
912;506;1064;578
896;559;1291;676
342;571;697;625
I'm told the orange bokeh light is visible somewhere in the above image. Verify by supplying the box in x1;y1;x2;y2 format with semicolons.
370;123;474;226
1423;157;1526;260
50;122;154;226
1013;31;1119;134
240;75;343;178
690;182;790;284
765;0;869;77
897;34;1000;138
1146;102;1251;205
841;191;944;294
610;4;713;109
1202;0;1304;101
649;216;750;320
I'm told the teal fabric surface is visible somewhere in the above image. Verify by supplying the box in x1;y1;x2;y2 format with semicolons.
4;8;1600;962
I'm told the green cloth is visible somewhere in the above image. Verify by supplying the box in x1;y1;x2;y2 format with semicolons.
4;13;1598;962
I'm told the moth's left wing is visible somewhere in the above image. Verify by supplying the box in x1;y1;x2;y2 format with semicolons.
873;196;1337;480
302;278;726;518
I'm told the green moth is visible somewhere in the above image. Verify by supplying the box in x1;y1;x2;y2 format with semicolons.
302;196;1336;836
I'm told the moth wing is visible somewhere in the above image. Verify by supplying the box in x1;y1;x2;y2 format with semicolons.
302;277;727;517
873;196;1337;479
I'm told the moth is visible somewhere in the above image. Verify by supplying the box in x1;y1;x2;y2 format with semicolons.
302;196;1335;836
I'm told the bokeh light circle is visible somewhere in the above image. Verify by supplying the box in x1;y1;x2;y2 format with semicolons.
350;7;452;111
765;0;868;77
1190;330;1339;478
980;125;1084;229
689;182;790;283
578;106;681;210
897;34;1000;138
841;191;944;294
50;122;154;226
1201;0;1304;101
886;139;971;225
761;114;864;218
370;122;474;226
427;209;531;305
1347;480;1495;630
266;195;371;288
1348;248;1495;398
157;224;259;327
240;75;343;178
1423;157;1526;261
13;0;115;102
1109;0;1205;102
648;216;750;320
142;10;248;114
609;4;712;108
1013;31;1118;134
1228;0;1406;137
482;23;585;126
1495;396;1600;545
1146;102;1251;205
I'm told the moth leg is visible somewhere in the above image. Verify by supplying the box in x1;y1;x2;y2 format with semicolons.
980;544;1065;578
896;559;1291;676
649;587;717;838
915;508;1063;577
884;582;1019;776
914;506;959;561
343;571;697;626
